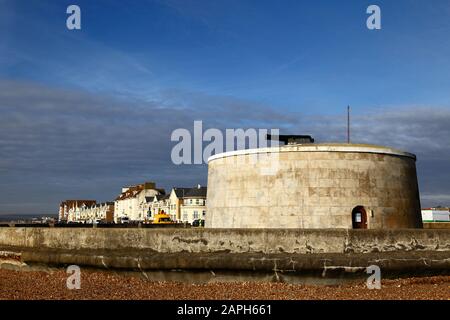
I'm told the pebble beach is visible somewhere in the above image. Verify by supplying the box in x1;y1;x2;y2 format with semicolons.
0;269;449;300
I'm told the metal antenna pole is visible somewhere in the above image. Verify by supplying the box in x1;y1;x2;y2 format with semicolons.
347;105;350;144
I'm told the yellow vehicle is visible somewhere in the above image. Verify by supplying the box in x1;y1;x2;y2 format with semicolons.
152;211;174;224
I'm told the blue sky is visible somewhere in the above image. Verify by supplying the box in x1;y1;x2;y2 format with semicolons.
3;0;450;111
0;0;450;213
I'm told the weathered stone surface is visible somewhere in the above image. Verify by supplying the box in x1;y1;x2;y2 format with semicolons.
0;228;449;273
2;248;450;274
206;144;422;229
0;228;448;254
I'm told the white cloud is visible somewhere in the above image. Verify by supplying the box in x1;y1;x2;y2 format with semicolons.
0;80;449;213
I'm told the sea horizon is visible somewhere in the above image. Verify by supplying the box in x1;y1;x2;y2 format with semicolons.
0;213;58;221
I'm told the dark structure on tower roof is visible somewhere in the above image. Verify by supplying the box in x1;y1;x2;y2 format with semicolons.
266;134;315;145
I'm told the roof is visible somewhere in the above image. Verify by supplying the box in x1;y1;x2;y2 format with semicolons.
145;196;155;203
94;202;114;207
155;188;166;195
115;184;144;201
172;187;192;198
208;143;417;163
184;186;207;198
60;200;96;207
154;194;170;201
115;183;164;201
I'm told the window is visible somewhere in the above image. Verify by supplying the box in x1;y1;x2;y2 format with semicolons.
202;210;206;216
196;199;199;205
183;214;188;221
193;211;199;219
352;206;367;229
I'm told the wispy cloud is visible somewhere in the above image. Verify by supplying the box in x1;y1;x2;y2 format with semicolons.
1;0;450;213
0;80;294;213
0;79;449;213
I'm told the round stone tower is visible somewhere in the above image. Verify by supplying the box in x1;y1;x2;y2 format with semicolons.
206;144;422;229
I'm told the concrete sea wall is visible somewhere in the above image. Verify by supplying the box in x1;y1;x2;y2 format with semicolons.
424;222;450;229
0;228;449;274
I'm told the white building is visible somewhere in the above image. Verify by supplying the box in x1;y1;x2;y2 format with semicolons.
147;188;191;222
421;208;450;222
59;200;96;222
147;194;170;219
146;185;207;224
114;181;165;222
180;185;207;224
61;183;207;224
86;202;115;223
68;202;115;223
169;187;192;222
